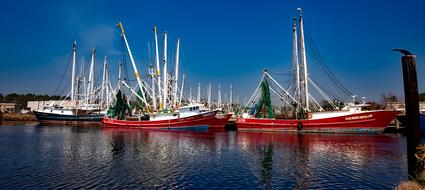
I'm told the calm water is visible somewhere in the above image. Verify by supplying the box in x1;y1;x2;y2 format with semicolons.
0;124;407;189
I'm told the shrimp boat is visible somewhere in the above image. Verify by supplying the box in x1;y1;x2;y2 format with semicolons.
236;9;398;133
34;42;111;125
103;104;231;129
102;23;231;129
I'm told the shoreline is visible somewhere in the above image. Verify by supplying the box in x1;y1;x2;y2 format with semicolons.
0;113;37;121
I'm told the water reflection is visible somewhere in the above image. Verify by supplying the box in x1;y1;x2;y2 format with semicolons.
110;131;126;157
236;132;406;189
259;142;273;189
0;126;408;189
294;134;312;190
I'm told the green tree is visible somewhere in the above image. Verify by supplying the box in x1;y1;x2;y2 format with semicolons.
381;93;399;104
363;101;383;110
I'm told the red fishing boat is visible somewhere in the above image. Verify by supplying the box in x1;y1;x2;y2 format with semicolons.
236;9;398;133
103;105;231;129
237;106;399;133
102;23;231;130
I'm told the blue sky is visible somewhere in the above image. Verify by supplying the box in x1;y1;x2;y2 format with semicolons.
0;0;424;102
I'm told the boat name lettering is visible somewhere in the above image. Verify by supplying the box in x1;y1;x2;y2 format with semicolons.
345;114;373;121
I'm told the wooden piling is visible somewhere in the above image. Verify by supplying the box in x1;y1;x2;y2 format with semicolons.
396;49;421;179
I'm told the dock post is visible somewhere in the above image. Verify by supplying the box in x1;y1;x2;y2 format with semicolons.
395;49;422;180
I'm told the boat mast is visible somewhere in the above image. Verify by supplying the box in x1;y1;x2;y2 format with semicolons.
292;17;301;118
149;64;156;111
118;61;122;91
101;56;107;106
179;74;185;104
189;87;192;103
218;84;222;108
116;22;149;108
197;82;201;103
173;38;180;108
105;61;110;108
207;82;211;109
87;48;95;104
80;56;86;101
154;26;162;110
230;84;233;109
148;41;157;111
71;41;77;102
162;32;168;110
298;8;309;112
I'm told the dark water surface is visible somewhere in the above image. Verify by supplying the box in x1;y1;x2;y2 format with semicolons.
0;125;407;189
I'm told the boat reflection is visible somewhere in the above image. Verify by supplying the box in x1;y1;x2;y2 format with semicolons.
236;132;405;189
10;125;406;189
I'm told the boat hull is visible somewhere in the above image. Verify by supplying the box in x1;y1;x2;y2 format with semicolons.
236;110;399;133
34;111;104;125
102;111;231;130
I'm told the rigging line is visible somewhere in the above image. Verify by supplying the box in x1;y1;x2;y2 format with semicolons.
121;80;150;108
309;75;345;101
308;77;338;108
306;38;350;97
243;74;265;110
53;48;73;95
304;26;353;96
58;76;72;97
303;28;343;90
269;87;294;108
308;93;324;111
263;71;298;103
179;41;191;81
308;47;350;98
121;36;130;85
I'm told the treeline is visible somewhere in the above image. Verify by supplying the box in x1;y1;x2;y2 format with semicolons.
381;92;425;102
420;92;425;101
0;93;66;108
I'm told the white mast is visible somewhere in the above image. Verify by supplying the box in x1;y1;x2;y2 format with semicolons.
162;32;168;110
117;61;122;91
218;84;222;108
149;65;156;111
80;56;86;101
118;61;122;82
197;82;201;103
71;41;77;102
298;8;309;112
230;84;233;106
87;48;95;103
105;62;110;107
179;74;185;104
148;42;156;111
293;17;301;116
101;56;107;106
116;22;149;108
189;87;192;103
207;82;211;109
154;26;162;110
173;38;180;107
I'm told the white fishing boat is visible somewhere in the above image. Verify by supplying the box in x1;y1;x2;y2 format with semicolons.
34;42;112;125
